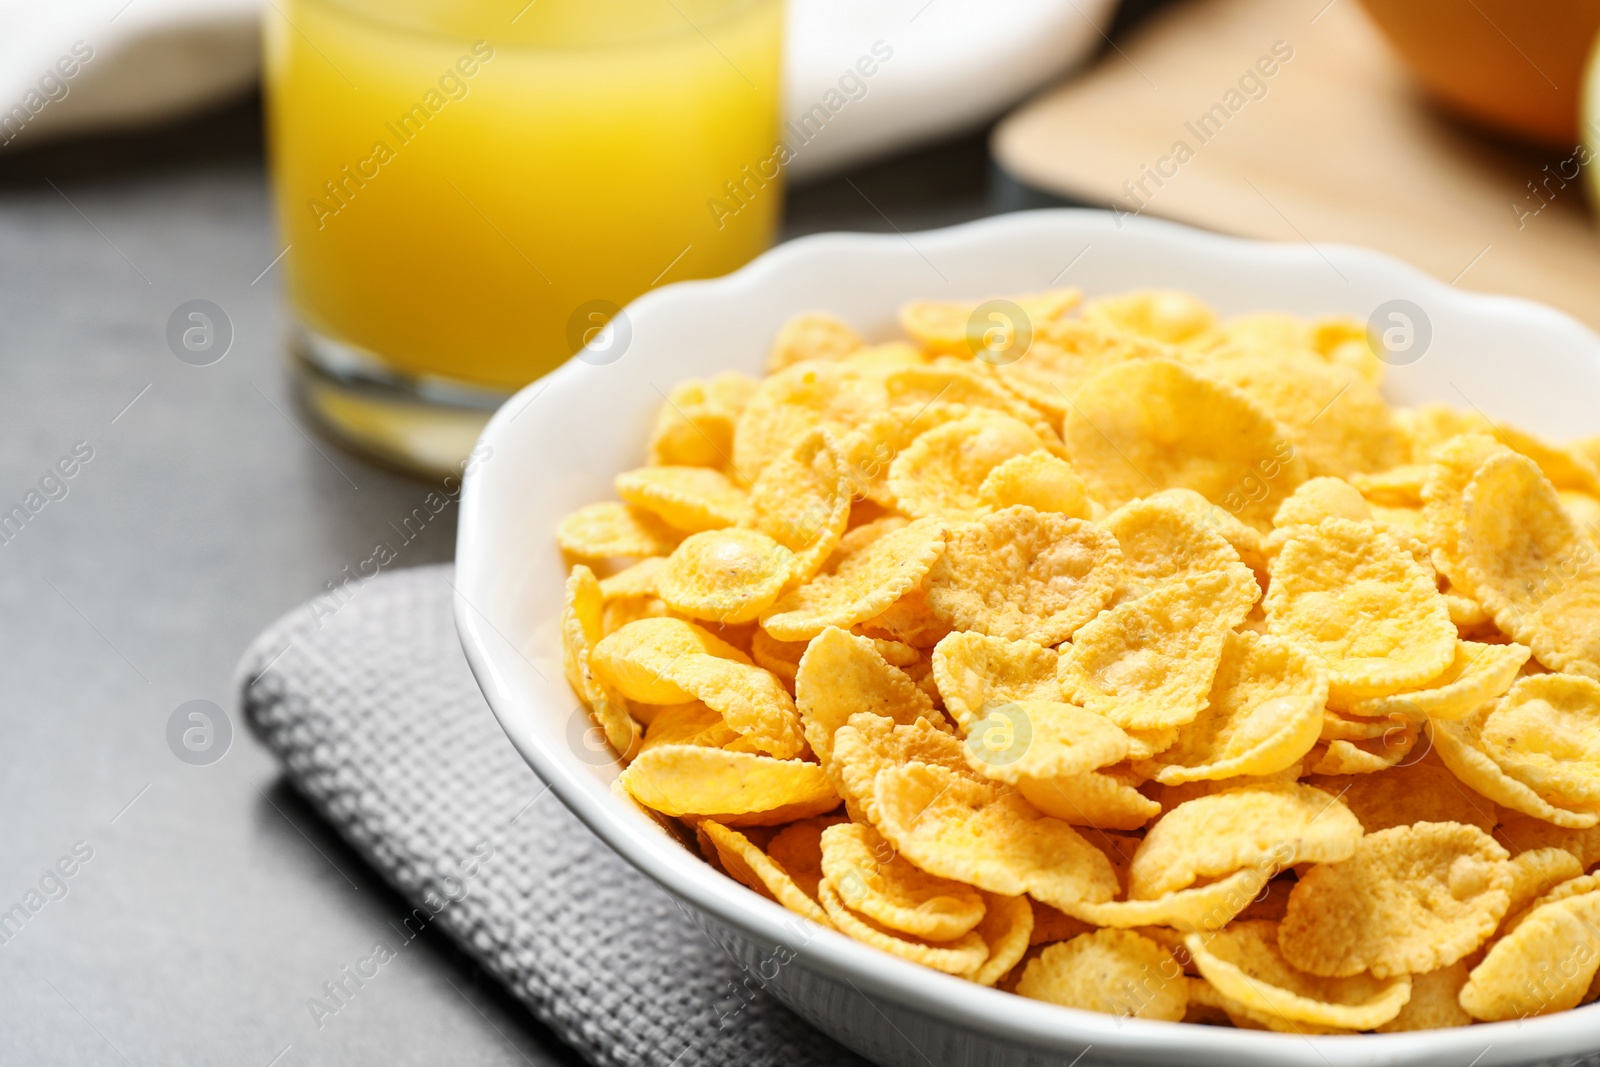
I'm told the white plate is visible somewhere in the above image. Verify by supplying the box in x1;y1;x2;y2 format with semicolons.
783;0;1118;180
455;209;1600;1067
5;0;1113;178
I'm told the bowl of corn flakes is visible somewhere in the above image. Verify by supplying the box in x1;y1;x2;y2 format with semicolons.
455;209;1600;1066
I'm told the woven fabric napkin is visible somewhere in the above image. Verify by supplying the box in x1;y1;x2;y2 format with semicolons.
236;563;864;1067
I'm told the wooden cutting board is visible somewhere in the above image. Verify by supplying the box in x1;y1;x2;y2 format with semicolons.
993;0;1600;332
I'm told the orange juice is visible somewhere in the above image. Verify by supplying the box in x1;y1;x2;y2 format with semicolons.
263;0;784;470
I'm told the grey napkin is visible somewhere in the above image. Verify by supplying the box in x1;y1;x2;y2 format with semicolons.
236;563;864;1067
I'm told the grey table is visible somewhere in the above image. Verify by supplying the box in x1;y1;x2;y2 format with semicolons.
0;93;1080;1063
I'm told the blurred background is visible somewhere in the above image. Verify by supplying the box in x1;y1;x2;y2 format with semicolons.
2;0;1598;1061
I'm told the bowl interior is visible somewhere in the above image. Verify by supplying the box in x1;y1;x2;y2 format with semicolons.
455;209;1600;1066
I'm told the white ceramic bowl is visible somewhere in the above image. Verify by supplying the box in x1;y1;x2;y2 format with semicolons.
454;210;1600;1067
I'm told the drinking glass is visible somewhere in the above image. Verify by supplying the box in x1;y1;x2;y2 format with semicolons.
264;0;784;473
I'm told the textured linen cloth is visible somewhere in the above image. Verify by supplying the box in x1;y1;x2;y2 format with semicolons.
237;563;864;1067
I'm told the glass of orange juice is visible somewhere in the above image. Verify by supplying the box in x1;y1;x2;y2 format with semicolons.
263;0;784;474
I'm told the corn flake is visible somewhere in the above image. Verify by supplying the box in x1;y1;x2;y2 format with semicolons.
1459;452;1600;679
1017;929;1187;1021
1183;975;1289;1032
1495;423;1600;495
557;501;680;559
1561;488;1600;535
1502;847;1585;920
761;518;947;641
1272;476;1372;529
1375;963;1473;1032
1318;710;1392;741
562;566;641;760
615;465;751;532
925;507;1122;645
767;312;863;373
1460;888;1600;1020
1062;358;1307;531
1399;404;1495;463
697;819;831;926
1059;571;1256;732
839;402;976;507
1030;902;1094;946
1313;317;1386;386
1216;313;1386;388
888;412;1047;521
1351;464;1428;507
749;628;806;686
1479;674;1600;811
977;451;1090;518
1104;495;1256;605
845;340;930;374
1420;433;1512;593
619;745;839;825
1265;517;1455;701
854;584;952;648
1083;290;1216;345
656;528;792;624
749;427;852;587
930;631;1062;732
969;893;1035;986
1430;710;1600;828
881;364;1063;449
984;319;1172;425
1138;630;1326;784
1197;351;1401;479
555;286;1600;1031
1494;815;1600;868
830;714;976;830
1067;867;1272;932
1015;768;1161;831
795;627;940;770
1185;921;1411;1032
1212;311;1311;357
639;701;739;753
899;288;1080;355
594;558;662;601
820;822;986;940
1306;724;1419;775
1279;822;1512;978
734;360;887;478
1305;758;1497;833
601;595;673;638
867;759;1120;911
1145;487;1269;580
647;372;755;469
1337;640;1530;721
816;877;989;975
1129;784;1362;899
591;617;805;758
1505;871;1600;929
961;698;1130;785
766;817;840;902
